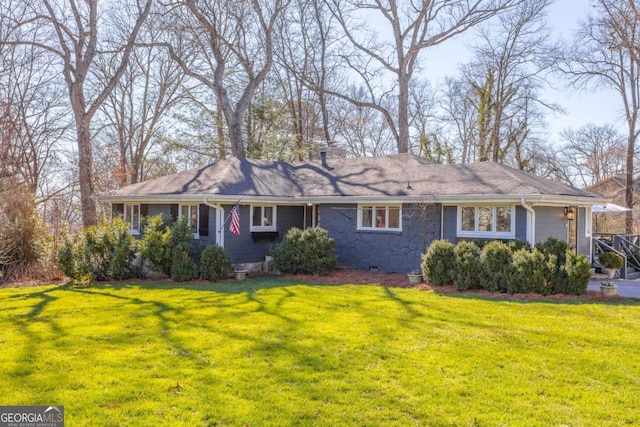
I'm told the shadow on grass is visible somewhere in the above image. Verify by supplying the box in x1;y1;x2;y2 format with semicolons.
7;285;72;379
74;277;336;293
5;276;637;425
422;287;640;307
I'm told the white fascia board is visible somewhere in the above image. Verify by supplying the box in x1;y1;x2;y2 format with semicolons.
301;195;609;206
97;194;306;205
98;193;610;206
438;195;610;206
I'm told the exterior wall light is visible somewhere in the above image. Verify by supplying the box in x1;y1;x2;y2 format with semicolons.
564;207;575;221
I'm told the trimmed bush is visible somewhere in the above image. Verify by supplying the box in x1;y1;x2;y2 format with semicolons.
557;251;591;295
420;237;593;296
453;241;482;291
535;237;567;284
200;245;233;281
421;240;455;285
479;241;512;292
171;248;197;282
508;239;532;252
509;249;551;295
273;227;337;276
535;237;573;292
598;252;623;269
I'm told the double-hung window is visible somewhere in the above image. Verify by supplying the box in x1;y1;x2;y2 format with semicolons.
123;204;140;234
250;205;277;231
358;205;402;231
180;204;199;238
458;206;515;238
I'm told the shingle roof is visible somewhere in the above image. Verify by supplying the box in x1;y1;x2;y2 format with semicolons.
100;153;603;201
103;157;300;197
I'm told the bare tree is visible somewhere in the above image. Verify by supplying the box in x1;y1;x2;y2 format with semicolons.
0;16;70;203
439;78;479;163
559;124;626;188
273;0;326;161
97;22;190;188
274;0;342;156
1;0;152;226
560;0;640;232
157;0;290;159
333;85;396;157
445;0;557;168
323;0;524;154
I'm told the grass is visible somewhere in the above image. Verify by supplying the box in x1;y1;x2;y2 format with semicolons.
1;278;640;426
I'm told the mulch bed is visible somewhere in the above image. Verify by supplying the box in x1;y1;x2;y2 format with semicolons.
2;270;626;302
282;270;624;302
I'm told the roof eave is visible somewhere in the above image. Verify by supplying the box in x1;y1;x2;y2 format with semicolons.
97;193;611;206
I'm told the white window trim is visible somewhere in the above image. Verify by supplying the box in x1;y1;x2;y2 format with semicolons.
357;204;402;231
179;204;200;239
456;205;516;239
123;204;140;235
250;205;277;231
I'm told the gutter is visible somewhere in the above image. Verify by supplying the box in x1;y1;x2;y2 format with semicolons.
520;198;536;247
97;192;609;206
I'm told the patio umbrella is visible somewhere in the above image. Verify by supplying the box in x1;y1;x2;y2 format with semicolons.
592;203;631;234
592;203;632;212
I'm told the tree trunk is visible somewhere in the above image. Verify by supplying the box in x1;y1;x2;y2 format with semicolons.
229;116;246;158
397;74;410;153
626;133;636;233
216;97;226;159
77;120;96;226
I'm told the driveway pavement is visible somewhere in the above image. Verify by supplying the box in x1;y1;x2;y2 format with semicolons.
588;279;640;299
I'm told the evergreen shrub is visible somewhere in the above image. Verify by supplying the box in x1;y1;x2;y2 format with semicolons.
479;241;512;292
140;215;194;278
453;240;482;291
273;227;337;275
557;251;591;295
57;217;136;282
200;245;233;281
598;251;623;269
171;247;196;282
508;249;551;294
420;237;592;296
139;214;173;276
421;240;455;285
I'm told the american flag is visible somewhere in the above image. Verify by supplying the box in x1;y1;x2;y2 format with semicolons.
230;203;240;236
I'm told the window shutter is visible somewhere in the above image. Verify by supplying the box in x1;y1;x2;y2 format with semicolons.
112;203;124;216
199;204;209;237
140;204;149;217
170;204;178;222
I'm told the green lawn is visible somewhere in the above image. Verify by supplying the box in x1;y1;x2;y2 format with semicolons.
1;279;639;426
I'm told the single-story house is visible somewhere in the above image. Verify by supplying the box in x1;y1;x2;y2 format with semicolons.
97;152;608;273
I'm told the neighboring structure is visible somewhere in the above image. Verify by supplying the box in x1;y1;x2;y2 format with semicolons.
586;176;639;234
98;153;608;273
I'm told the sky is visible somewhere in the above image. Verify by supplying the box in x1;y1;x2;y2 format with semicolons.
419;0;623;147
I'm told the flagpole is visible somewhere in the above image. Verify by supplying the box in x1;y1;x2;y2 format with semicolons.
218;199;242;235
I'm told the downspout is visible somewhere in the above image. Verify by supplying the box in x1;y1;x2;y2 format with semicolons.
203;197;224;248
520;198;535;247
